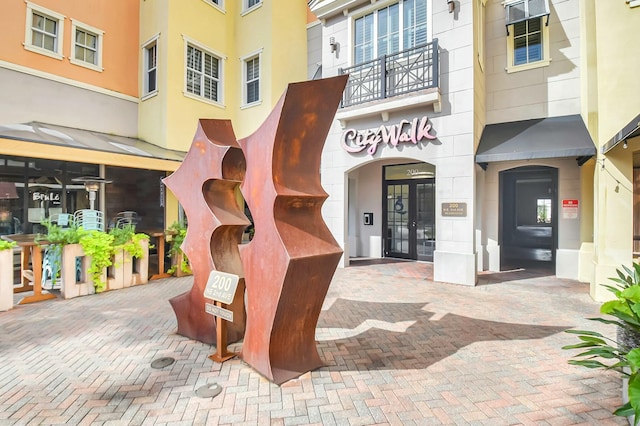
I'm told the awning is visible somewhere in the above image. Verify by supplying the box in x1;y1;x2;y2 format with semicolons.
0;122;185;163
476;115;596;165
602;112;640;153
505;0;550;33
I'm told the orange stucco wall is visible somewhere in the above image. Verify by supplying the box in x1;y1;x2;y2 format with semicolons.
307;6;317;24
0;0;138;97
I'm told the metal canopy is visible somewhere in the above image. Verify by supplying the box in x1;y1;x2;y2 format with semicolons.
505;0;550;26
476;115;596;164
602;112;640;153
0;122;185;162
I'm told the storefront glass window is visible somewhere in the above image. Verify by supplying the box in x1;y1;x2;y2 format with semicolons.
0;155;99;235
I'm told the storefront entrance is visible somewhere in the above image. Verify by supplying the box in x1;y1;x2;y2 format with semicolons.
500;166;558;266
383;163;435;261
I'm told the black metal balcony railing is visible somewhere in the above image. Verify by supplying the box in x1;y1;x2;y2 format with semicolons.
338;39;439;108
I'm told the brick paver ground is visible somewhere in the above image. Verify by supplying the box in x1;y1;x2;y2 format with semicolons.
0;260;627;425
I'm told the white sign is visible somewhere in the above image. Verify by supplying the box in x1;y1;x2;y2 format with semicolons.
562;199;579;219
205;303;234;322
203;270;239;305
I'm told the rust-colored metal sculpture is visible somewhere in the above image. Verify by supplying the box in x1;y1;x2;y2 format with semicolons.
163;120;249;346
239;75;348;384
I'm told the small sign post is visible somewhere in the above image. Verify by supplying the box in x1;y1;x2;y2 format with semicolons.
203;270;240;363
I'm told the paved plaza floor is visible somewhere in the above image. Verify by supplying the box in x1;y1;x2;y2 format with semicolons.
0;260;628;425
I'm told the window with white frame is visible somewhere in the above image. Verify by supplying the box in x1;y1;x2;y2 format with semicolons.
70;20;103;71
244;0;261;11
505;0;550;72
186;43;221;102
353;0;428;65
244;55;260;105
24;2;65;59
142;37;158;97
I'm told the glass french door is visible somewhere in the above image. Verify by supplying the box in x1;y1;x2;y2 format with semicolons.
384;179;435;261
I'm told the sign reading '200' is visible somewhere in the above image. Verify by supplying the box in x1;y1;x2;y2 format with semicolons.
203;270;240;305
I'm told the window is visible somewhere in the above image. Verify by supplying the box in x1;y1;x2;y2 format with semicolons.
24;2;65;59
244;55;260;105
142;36;158;98
512;19;541;66
505;0;550;72
202;0;223;9
536;198;552;224
70;20;104;71
243;0;262;13
353;0;428;65
186;45;220;102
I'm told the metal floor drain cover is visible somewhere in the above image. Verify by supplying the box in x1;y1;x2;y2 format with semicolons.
196;383;223;399
151;357;175;369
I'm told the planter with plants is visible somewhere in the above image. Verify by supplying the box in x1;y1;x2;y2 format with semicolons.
0;239;17;311
563;263;640;425
107;225;150;289
166;221;191;277
38;220;98;299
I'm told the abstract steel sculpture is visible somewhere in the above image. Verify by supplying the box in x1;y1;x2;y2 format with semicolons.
164;75;348;384
238;75;348;384
163;120;250;346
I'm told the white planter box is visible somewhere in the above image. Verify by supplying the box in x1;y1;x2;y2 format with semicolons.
60;244;96;299
108;238;149;289
0;249;13;311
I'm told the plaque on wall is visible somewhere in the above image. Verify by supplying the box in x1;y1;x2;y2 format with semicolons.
442;202;467;217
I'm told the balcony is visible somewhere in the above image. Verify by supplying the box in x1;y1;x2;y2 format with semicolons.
337;39;441;126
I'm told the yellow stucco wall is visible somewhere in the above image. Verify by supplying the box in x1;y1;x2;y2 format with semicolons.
138;0;169;149
581;0;640;300
140;0;308;150
139;0;309;223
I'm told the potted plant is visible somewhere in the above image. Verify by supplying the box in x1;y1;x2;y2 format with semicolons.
563;263;640;424
166;221;190;276
107;224;150;288
78;230;114;293
0;239;17;311
39;219;86;291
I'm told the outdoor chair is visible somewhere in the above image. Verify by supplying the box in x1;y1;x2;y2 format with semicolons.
74;209;105;231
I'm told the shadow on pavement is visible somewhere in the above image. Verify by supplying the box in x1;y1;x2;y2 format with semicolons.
316;298;567;372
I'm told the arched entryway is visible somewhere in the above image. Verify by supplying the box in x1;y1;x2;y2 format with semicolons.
500;166;558;268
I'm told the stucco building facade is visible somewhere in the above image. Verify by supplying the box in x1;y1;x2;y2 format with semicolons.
309;0;608;289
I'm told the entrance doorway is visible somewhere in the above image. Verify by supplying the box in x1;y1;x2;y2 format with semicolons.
383;163;435;261
500;166;558;268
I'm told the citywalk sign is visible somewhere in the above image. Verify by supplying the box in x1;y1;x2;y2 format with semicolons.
341;116;437;155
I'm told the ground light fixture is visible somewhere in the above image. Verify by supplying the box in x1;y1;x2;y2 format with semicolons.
71;176;112;210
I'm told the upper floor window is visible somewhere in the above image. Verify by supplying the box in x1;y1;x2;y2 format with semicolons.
70;20;104;71
353;0;428;65
186;44;221;103
243;0;262;13
243;55;260;106
142;36;158;98
203;0;223;8
505;0;550;72
24;2;65;60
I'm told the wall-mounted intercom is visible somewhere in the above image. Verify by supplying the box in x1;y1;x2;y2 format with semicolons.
363;212;373;225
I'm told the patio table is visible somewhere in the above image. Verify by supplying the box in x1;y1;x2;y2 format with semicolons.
2;234;56;304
